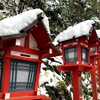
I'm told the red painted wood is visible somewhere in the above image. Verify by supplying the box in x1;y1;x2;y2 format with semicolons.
61;44;65;65
77;42;81;63
34;54;42;91
89;38;99;100
56;27;99;100
24;32;29;48
5;54;41;63
31;22;51;46
38;42;51;49
57;64;93;72
8;45;40;55
5;39;16;48
0;38;15;45
72;71;80;100
1;57;10;92
91;72;98;100
97;60;100;86
10;91;35;97
34;62;41;91
0;19;63;100
89;28;98;43
0;93;4;99
61;37;90;66
2;95;50;100
40;48;51;56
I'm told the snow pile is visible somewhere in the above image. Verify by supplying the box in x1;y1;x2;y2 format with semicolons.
42;16;50;34
54;20;95;45
0;8;50;36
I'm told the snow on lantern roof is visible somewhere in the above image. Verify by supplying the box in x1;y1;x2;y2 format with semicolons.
0;8;50;38
54;20;95;45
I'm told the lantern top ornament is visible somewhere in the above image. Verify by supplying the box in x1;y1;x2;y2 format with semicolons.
54;20;95;45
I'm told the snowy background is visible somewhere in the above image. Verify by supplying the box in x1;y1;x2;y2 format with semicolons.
0;6;100;99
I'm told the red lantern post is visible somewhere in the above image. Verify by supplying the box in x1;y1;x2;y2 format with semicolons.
54;20;97;100
97;41;100;87
89;28;99;100
57;35;93;100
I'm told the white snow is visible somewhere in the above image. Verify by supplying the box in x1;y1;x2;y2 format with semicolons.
0;8;50;36
42;16;50;34
96;30;100;38
39;57;63;95
53;20;95;45
92;17;100;23
84;3;92;11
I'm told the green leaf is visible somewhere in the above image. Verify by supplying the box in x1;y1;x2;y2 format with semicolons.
0;2;4;10
44;71;49;77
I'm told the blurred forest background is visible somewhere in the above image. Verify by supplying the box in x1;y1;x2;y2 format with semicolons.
0;0;100;100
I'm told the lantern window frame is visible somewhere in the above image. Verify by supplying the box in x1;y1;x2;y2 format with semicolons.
64;46;78;63
81;47;88;63
9;59;38;92
90;47;97;54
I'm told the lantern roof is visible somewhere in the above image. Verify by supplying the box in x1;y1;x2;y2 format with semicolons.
0;9;50;37
54;20;95;45
0;9;61;58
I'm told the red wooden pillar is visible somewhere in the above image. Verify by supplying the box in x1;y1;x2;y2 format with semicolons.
34;53;42;91
34;61;42;91
1;49;11;93
1;57;10;93
91;72;98;100
97;59;100;86
72;71;80;100
90;58;98;100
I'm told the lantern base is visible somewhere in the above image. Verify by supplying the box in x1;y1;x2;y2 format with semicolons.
9;95;51;100
0;92;51;100
90;54;100;60
57;63;94;72
2;94;51;100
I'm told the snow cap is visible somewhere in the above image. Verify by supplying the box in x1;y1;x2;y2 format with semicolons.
54;20;95;45
0;8;50;36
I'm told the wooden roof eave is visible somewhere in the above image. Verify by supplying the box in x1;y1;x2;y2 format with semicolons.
33;21;61;58
41;42;62;58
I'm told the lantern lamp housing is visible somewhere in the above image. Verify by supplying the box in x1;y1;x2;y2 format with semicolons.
89;28;100;59
57;36;93;72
